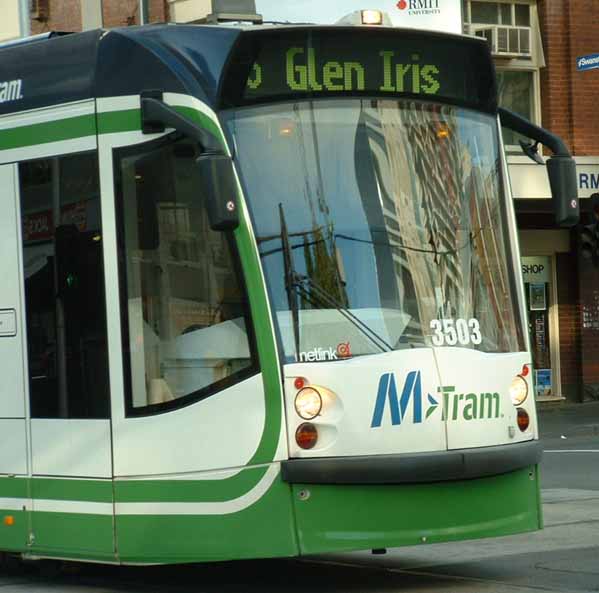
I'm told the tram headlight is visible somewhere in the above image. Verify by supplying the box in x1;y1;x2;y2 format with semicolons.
509;375;528;406
294;387;323;420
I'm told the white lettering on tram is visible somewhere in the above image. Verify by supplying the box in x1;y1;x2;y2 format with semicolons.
0;79;23;104
299;347;339;362
299;342;352;362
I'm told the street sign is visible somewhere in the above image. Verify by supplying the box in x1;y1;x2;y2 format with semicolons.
577;53;599;72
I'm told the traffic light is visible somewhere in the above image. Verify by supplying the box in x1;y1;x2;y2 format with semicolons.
579;193;599;265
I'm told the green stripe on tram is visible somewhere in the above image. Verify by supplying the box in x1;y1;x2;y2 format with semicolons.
0;477;112;503
0;104;224;150
114;466;268;503
0;477;27;499
0;114;96;150
96;106;226;146
31;478;113;503
96;108;140;135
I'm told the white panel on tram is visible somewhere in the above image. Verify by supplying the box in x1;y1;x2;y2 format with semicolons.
0;165;26;421
31;419;112;478
0;420;27;475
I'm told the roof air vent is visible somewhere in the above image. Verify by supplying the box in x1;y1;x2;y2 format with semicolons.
205;0;262;24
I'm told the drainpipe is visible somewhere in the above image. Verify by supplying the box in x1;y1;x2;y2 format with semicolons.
140;0;149;24
18;0;30;37
81;0;104;30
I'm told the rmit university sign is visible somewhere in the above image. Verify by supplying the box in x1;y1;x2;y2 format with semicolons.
383;0;463;34
255;0;463;34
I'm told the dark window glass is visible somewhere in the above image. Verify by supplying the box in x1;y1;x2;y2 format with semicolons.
497;70;534;146
19;153;110;419
500;3;512;25
471;1;499;24
114;138;258;416
515;4;530;26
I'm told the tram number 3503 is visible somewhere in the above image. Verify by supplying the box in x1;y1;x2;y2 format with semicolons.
430;318;482;346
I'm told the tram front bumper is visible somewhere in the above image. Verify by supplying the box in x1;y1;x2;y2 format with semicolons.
281;440;543;484
282;442;543;555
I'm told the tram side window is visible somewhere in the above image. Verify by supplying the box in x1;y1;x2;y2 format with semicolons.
19;152;110;419
114;138;258;416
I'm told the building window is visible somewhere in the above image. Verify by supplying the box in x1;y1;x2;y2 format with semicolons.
469;1;530;26
497;70;534;146
463;1;542;150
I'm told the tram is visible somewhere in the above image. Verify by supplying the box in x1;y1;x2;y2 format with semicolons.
0;5;578;565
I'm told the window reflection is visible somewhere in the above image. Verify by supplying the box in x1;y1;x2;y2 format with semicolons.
115;139;256;413
227;100;524;362
19;153;110;418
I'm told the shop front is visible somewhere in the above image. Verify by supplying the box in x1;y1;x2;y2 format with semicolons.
510;156;599;403
521;254;560;400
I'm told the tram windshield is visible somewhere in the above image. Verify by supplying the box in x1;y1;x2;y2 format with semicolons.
225;99;525;362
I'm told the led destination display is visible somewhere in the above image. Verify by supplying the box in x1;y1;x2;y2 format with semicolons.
222;29;496;110
247;47;442;96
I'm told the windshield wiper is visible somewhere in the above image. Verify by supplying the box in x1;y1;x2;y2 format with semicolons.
279;204;301;358
291;272;393;354
278;206;394;357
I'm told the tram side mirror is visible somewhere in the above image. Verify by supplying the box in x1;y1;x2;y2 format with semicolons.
197;154;240;231
498;107;580;228
547;155;579;228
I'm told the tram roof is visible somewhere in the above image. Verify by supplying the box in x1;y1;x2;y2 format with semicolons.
0;24;491;117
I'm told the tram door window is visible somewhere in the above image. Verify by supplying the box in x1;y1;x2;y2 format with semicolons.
19;152;110;419
114;138;258;416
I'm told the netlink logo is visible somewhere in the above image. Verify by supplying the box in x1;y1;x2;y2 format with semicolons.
371;371;501;428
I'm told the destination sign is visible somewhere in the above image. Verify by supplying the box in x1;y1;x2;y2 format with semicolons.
221;29;496;111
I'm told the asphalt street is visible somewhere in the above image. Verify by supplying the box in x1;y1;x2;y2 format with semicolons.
0;402;597;593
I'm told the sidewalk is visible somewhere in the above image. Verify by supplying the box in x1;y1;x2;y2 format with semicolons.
537;400;599;439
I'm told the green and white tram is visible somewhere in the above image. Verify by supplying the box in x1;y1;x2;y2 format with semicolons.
0;10;578;565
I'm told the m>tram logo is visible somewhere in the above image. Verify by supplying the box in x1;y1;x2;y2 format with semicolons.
0;79;23;104
370;371;501;428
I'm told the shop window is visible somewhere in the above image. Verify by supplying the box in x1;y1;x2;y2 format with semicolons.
522;256;554;398
19;152;110;419
114;137;259;416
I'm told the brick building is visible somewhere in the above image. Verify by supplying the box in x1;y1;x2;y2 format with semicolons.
536;1;599;404
26;0;169;33
483;0;599;403
3;0;599;403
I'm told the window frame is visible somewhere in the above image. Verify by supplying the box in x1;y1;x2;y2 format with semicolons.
113;134;261;418
495;65;541;151
463;0;542;152
467;0;531;26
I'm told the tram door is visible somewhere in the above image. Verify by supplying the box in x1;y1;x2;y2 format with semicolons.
0;164;28;501
105;133;276;560
18;147;115;557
